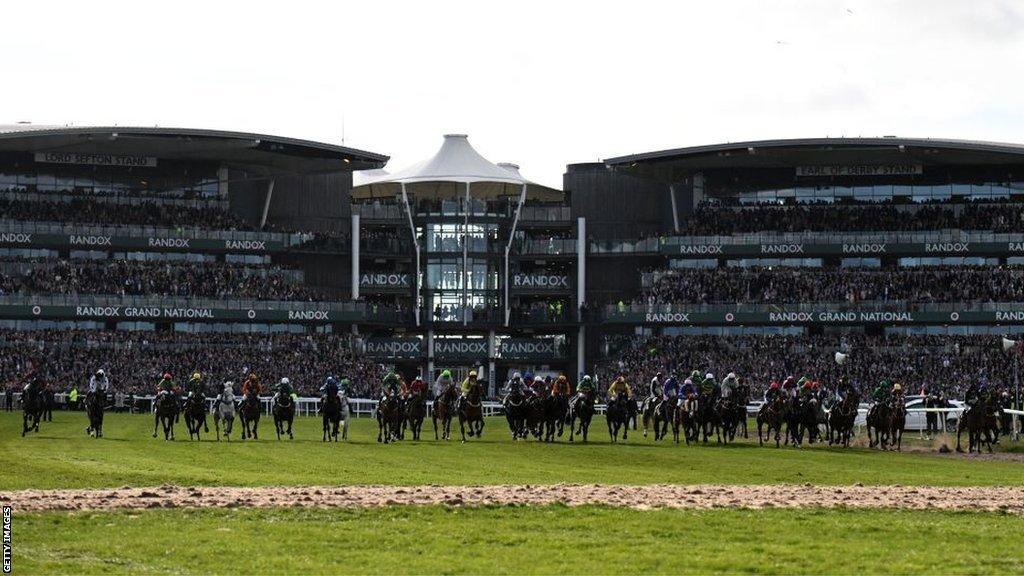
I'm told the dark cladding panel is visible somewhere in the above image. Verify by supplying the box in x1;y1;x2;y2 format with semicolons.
267;171;352;234
564;163;674;240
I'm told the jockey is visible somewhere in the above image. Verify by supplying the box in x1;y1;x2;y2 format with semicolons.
782;376;798;399
408;376;428;398
338;378;350;397
650;372;664;398
550;374;570;396
871;380;890;404
765;380;782;403
87;369;111;403
382;372;401;400
186;372;204;400
320;376;339;397
689;370;703;390
662;375;679;403
890;382;904;402
720;372;738;400
700;373;718;398
964;380;983;407
799;377;814;399
531;375;547;398
577;375;595;396
156;373;176;398
434;369;454;397
607;376;631;403
241;374;261;397
458;371;479;411
275;377;293;401
680;377;696;409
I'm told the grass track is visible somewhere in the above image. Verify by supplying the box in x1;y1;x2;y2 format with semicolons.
13;506;1024;574
1;412;1021;489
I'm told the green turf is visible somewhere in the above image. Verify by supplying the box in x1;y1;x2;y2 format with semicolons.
1;412;1021;489
12;505;1024;574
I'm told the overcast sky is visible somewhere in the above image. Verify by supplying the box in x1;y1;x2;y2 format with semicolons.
3;0;1023;187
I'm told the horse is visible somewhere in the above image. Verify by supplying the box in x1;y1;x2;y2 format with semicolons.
183;393;209;441
567;390;595;442
757;395;786;448
695;392;721;443
718;396;740;444
238;391;262;440
887;396;907;451
798;394;821;445
606;395;632;443
956;398;994;454
734;384;751;439
866;400;891;450
376;395;403;444
827;391;859;448
457;383;485;442
21;387;44;437
432;384;458;441
152;392;178;441
404;392;427;441
214;396;235;441
651;396;675;441
321;392;341;442
272;393;295;440
672;399;694;444
524;395;546;440
503;389;528;440
84;391;106;438
542;390;568;442
639;393;658;437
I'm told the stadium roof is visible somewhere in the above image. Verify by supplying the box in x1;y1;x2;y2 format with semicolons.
0;124;388;175
604;137;1024;181
351;134;562;201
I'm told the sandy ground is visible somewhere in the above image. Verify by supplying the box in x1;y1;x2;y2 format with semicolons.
2;484;1023;513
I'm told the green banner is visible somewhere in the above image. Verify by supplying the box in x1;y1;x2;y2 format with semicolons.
0;231;287;253
663;240;1024;258
605;307;1024;326
0;303;362;323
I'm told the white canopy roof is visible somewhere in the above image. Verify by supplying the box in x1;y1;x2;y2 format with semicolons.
351;134;562;201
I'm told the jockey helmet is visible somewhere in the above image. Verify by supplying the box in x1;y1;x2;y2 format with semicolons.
892;383;902;391
656;371;663;377
191;372;201;380
727;372;736;380
224;382;233;391
684;378;693;385
705;373;714;381
469;371;477;378
280;377;290;385
96;369;104;376
770;381;780;389
582;375;592;382
326;376;336;385
441;369;451;378
339;378;350;389
803;380;813;389
163;373;172;380
512;371;522;380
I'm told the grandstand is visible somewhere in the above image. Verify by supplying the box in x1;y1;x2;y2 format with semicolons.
1;129;1022;407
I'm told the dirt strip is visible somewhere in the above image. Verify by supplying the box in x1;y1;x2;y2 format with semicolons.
2;484;1023;513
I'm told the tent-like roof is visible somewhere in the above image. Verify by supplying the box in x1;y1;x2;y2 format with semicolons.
0;123;388;175
351;134;562;201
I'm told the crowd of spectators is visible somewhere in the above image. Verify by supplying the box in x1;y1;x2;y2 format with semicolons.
0;330;388;397
638;265;1024;305
0;258;324;301
677;200;1024;235
595;333;1014;400
0;198;253;231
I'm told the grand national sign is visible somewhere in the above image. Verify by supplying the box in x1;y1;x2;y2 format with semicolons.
511;273;571;290
0;303;359;324
611;306;1024;326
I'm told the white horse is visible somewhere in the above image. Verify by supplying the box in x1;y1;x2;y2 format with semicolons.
214;382;236;441
338;391;351;441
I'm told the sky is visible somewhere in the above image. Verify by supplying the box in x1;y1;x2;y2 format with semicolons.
2;0;1023;187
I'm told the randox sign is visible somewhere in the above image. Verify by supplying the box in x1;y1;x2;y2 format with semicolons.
511;273;571;290
364;338;422;358
361;337;564;360
0;232;287;253
612;307;1024;326
360;273;411;288
664;241;1024;258
0;303;360;324
498;338;562;359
